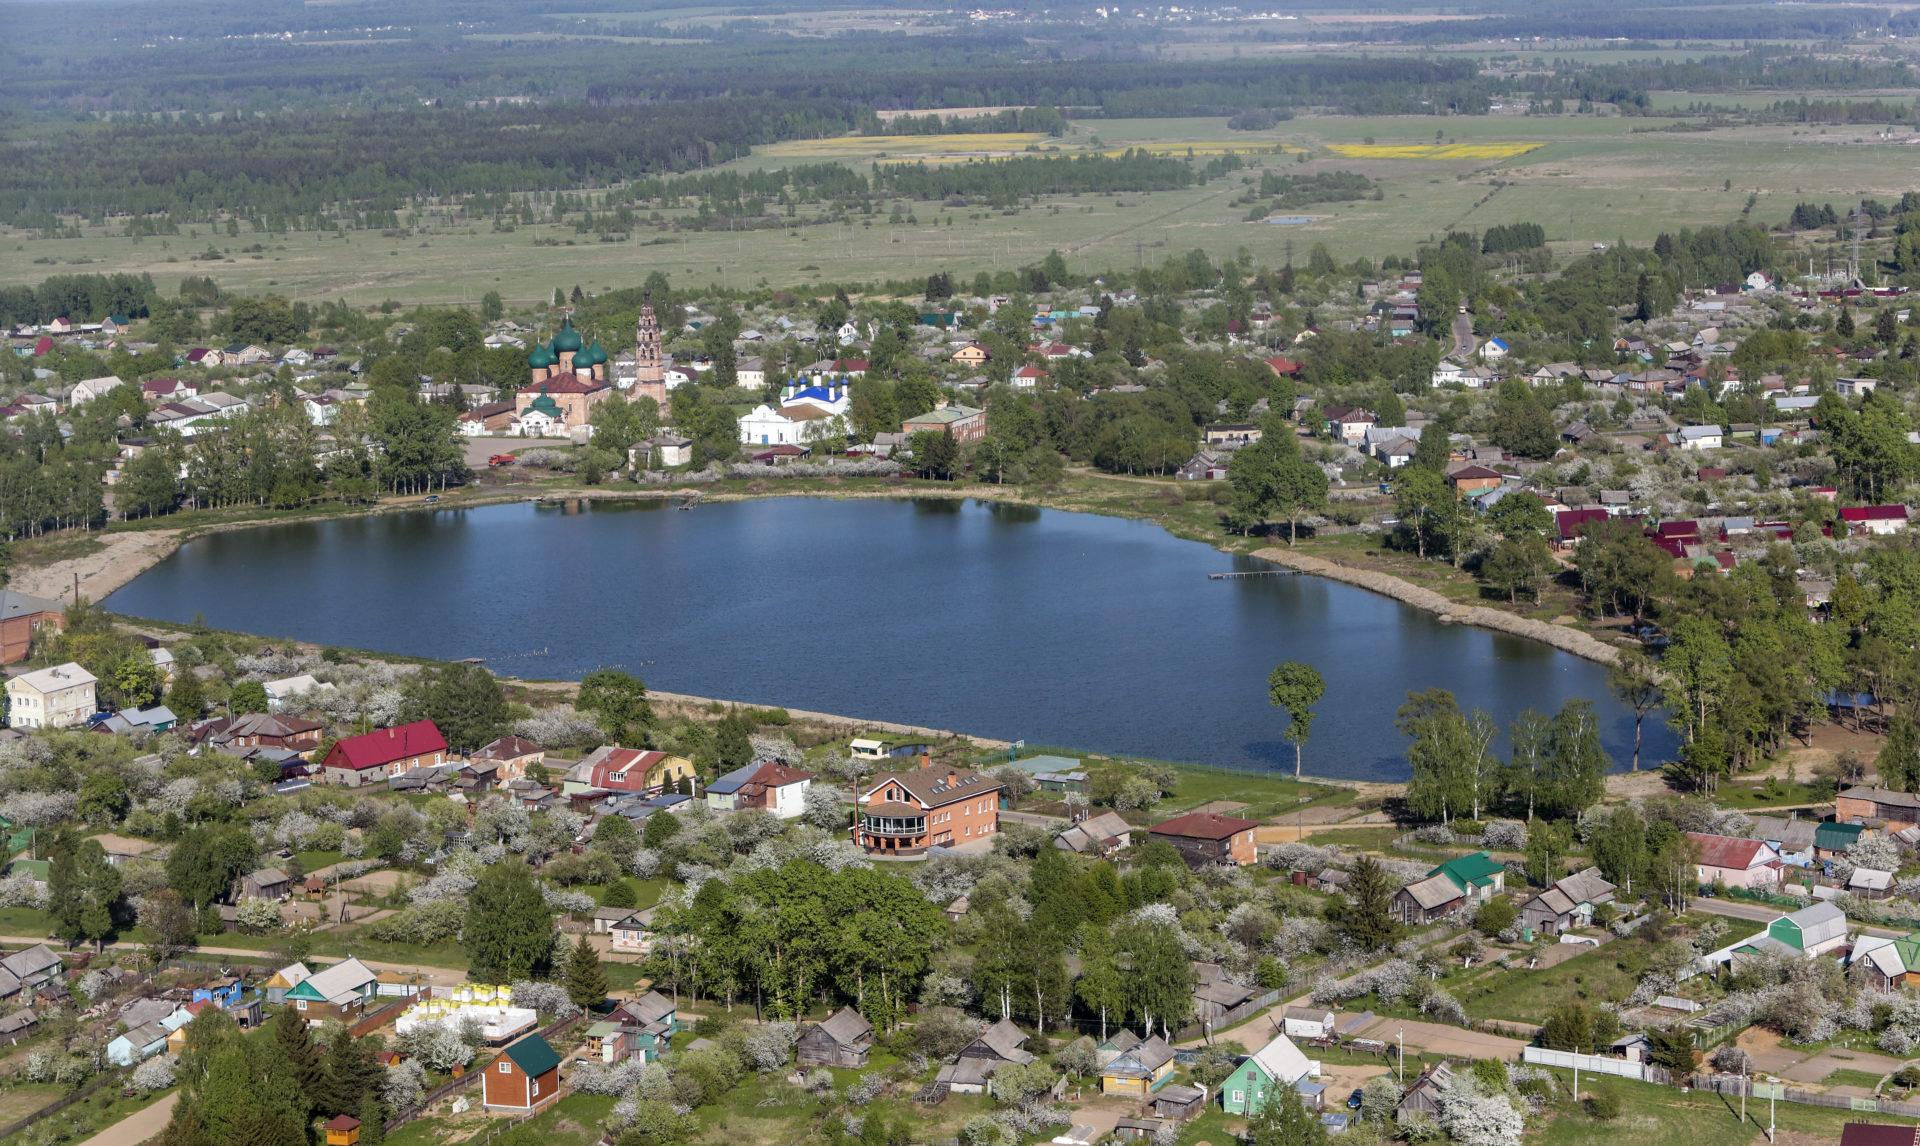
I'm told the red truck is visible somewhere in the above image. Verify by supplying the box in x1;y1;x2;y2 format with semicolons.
487;454;516;468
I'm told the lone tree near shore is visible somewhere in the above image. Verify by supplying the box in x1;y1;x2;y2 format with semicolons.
1607;650;1662;772
1268;661;1325;779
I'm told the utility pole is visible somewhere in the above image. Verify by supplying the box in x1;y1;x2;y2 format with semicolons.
1572;1046;1580;1104
1397;1029;1404;1085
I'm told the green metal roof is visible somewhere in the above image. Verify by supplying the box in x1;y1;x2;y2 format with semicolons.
1815;822;1863;850
585;1021;620;1038
503;1034;561;1076
1431;851;1504;891
550;317;583;353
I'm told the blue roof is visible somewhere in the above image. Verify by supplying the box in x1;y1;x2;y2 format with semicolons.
706;762;759;795
645;793;690;808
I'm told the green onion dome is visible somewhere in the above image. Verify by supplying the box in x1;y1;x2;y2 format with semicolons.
527;346;555;369
550;316;583;354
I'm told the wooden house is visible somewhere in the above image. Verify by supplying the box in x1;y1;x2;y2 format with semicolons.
483;1034;561;1112
797;1006;873;1068
1099;1034;1175;1097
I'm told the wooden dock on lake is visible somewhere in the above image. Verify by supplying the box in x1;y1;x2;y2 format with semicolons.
1208;570;1302;580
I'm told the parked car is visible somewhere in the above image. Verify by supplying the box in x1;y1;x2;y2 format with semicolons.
1348;1089;1364;1110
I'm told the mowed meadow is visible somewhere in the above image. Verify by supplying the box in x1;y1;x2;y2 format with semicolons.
6;112;1918;303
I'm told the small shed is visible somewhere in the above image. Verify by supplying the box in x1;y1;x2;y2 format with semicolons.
1282;1007;1336;1040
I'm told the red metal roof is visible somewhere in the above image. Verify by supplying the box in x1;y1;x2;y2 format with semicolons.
1686;831;1773;870
1265;355;1302;375
1556;508;1611;541
1150;811;1258;841
325;720;447;771
1841;505;1910;522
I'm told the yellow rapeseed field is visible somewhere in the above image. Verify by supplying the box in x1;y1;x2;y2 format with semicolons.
1326;142;1541;161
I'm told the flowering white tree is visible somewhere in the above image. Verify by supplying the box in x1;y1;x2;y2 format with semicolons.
1437;1076;1525;1146
398;1024;477;1073
741;1022;798;1072
382;1059;428;1111
1849;836;1901;874
131;1056;177;1092
233;896;284;934
510;979;580;1019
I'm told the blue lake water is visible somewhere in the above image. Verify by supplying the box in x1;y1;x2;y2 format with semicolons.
105;498;1675;780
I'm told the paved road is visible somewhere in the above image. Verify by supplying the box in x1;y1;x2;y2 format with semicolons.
0;938;466;987
1450;311;1476;359
76;1091;177;1146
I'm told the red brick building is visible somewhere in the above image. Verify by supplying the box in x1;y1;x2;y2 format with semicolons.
855;755;1001;855
320;720;449;787
483;1034;561;1112
0;591;64;666
1148;811;1260;868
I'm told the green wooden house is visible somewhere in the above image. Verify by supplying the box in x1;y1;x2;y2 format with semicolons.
1220;1033;1313;1116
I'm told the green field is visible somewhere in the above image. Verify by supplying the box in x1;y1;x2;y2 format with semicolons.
6;113;1913;303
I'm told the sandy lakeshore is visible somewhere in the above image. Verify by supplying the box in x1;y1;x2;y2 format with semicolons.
11;529;185;605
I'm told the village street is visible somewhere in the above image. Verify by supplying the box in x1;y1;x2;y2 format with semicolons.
0;937;467;988
75;1092;178;1146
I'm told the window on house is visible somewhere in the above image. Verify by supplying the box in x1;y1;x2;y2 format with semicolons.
611;771;626;783
296;1001;307;1011
499;1062;511;1072
1232;1090;1243;1104
531;1080;540;1096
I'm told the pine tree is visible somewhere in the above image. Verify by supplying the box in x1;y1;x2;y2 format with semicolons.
565;934;610;1011
1878;307;1899;345
359;1093;387;1146
1838;303;1856;338
270;1004;323;1108
314;1034;379;1118
1337;855;1400;951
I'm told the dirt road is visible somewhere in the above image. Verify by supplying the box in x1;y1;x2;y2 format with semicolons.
0;939;466;987
76;1091;177;1146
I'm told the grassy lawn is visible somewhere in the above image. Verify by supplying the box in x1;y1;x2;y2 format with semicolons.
0;1082;64;1124
293;849;346;873
1821;1067;1886;1090
1458;938;1655;1024
1529;1070;1920;1145
1712;781;1831;811
0;907;53;936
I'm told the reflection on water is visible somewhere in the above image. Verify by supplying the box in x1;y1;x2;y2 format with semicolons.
105;497;1675;779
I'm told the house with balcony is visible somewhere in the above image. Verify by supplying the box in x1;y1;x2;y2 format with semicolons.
854;755;1002;855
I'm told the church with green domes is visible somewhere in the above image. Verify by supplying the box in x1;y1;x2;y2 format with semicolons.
515;315;612;434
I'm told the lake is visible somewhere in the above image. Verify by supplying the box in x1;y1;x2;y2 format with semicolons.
105;498;1675;780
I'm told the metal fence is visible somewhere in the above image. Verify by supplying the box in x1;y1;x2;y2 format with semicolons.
1522;1046;1649;1081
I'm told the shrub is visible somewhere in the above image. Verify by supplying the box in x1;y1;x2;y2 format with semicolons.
1586;1090;1621;1120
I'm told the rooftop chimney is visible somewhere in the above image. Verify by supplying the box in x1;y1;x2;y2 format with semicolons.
919;752;932;770
947;770;957;788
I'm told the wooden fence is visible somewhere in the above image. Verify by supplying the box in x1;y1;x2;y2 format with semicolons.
1177;987;1283;1043
0;1073;117;1141
1692;1072;1920;1118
